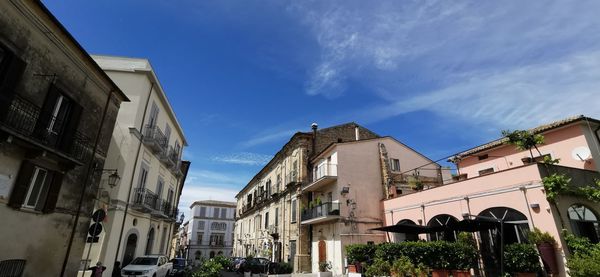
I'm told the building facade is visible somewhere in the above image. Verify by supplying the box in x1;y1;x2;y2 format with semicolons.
0;1;128;276
78;56;189;276
304;137;444;275
183;200;237;262
233;123;380;272
381;116;600;277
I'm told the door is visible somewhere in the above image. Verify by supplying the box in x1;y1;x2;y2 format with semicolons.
318;240;326;263
123;233;138;266
289;240;296;265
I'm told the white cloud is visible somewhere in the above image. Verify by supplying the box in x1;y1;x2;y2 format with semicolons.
211;152;272;166
289;1;600;128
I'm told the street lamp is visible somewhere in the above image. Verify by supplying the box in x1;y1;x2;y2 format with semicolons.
103;169;121;188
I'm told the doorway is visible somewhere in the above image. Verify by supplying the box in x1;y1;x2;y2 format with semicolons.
123;233;138;266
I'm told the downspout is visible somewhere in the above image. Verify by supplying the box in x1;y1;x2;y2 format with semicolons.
60;89;115;277
112;82;155;266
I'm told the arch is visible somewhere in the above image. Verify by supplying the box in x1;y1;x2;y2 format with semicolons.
145;228;155;255
427;214;459;241
393;219;419;242
478;207;530;276
195;251;202;260
568;204;600;243
123;233;138;266
210;251;216;258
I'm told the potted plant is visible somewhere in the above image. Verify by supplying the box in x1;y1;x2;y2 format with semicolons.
502;130;544;164
346;244;375;273
390;256;426;277
527;228;558;274
365;258;391;277
450;233;478;277
318;261;333;277
504;243;541;277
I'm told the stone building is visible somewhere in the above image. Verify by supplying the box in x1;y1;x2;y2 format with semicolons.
233;123;379;272
0;1;128;276
77;55;190;275
184;200;237;262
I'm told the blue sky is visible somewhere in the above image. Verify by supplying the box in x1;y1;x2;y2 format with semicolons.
43;1;600;219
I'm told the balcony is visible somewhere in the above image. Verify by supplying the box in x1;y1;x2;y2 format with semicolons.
143;124;167;154
285;170;300;186
304;164;337;192
301;202;341;225
171;161;184;177
132;187;158;213
166;146;177;167
0;95;94;164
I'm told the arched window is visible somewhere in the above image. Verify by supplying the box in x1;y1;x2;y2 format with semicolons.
568;204;600;243
195;251;201;260
427;214;459;241
393;219;420;242
211;222;219;230
210;251;215;258
478;207;530;276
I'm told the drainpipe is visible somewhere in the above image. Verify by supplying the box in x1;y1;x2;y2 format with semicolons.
112;81;155;267
60;89;115;277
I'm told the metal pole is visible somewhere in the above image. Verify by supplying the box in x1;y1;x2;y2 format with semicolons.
60;90;114;277
500;218;504;277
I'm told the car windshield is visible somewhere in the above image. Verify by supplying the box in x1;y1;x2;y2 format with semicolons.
130;257;158;265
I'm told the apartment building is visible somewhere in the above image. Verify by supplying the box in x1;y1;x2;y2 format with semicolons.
304;136;444;275
183;200;237;262
78;55;189;276
233;123;379;272
0;1;128;276
381;115;600;277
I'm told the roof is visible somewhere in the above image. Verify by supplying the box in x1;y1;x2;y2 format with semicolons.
454;115;600;159
91;55;188;146
34;1;129;103
190;200;236;209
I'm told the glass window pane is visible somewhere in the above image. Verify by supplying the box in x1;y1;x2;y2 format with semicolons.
26;168;47;207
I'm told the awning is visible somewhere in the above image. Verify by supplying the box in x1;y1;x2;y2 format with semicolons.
448;218;499;232
371;223;433;234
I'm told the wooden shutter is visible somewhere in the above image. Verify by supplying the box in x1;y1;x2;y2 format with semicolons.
7;161;35;209
0;52;26;120
41;171;63;213
34;86;60;142
58;102;82;152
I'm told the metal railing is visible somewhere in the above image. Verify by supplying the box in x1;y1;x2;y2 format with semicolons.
143;124;167;152
133;187;158;209
0;95;93;162
313;164;337;181
285;170;299;185
301;202;340;221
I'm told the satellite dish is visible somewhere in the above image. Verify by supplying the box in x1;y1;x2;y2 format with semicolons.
571;146;591;161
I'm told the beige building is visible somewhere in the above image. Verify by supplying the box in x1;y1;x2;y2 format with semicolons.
304;137;444;275
233;123;379;272
0;1;128;276
78;55;189;276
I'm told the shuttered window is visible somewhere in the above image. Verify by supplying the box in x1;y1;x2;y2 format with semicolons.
8;161;63;213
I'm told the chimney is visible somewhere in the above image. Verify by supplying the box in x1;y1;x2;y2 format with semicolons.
355;125;360;141
311;122;318;155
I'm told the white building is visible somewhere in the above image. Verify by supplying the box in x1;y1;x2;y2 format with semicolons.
79;55;189;276
184;200;237;261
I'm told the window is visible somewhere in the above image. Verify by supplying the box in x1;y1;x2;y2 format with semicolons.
174;141;181;159
478;168;495;176
266;179;271;196
148;102;159;127
196;232;203;245
156;177;164;198
199;206;206;217
568;204;600;243
291;199;297;223
478;154;489;160
198;221;205;230
275;208;279;226
221;208;227;219
138;163;149;188
254;215;262;231
164;124;171;145
213;208;221;218
265;212;269;229
210;233;225;246
8;161;63;213
0;44;27;120
390;159;400;171
276;174;281;192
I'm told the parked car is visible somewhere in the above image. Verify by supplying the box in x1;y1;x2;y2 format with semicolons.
121;255;172;277
169;258;187;277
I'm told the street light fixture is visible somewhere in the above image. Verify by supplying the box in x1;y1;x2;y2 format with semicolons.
101;169;121;188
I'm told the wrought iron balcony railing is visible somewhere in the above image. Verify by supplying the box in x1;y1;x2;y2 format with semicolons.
301;202;340;222
0;95;94;162
143;124;167;153
133;187;158;211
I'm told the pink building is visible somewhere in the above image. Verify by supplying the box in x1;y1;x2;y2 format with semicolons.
381;116;600;277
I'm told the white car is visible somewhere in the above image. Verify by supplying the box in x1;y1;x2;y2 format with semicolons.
121;255;173;277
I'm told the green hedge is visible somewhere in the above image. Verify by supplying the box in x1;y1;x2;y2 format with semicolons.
347;239;477;270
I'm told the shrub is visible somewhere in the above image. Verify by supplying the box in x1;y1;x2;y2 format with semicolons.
567;245;600;277
564;231;593;255
346;243;377;264
390;256;426;277
276;262;293;274
527;228;556;246
503;243;541;274
365;258;391;277
449;239;478;270
192;258;224;277
211;255;232;271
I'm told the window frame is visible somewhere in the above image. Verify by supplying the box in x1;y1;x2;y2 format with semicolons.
22;166;49;209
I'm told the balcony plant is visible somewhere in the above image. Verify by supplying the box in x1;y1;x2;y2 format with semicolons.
503;243;541;277
502;129;544;163
527;228;558;274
